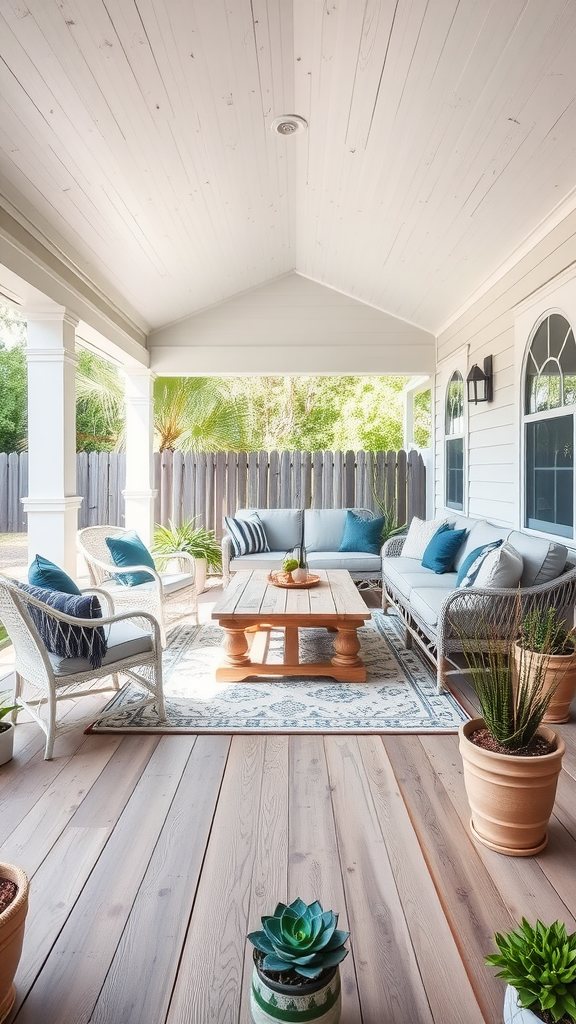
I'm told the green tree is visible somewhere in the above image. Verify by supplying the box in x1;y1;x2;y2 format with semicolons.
76;350;124;451
154;377;250;451
0;341;27;452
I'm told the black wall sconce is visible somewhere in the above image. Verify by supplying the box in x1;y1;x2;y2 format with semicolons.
466;355;493;404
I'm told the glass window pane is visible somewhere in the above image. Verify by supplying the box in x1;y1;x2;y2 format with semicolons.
525;416;573;538
526;315;576;412
446;437;463;510
445;372;464;435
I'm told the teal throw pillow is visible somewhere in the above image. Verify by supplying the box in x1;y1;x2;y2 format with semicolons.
338;511;386;555
456;540;503;588
421;526;468;574
105;531;156;587
28;554;81;595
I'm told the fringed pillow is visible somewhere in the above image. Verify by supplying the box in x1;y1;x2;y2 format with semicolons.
16;582;107;669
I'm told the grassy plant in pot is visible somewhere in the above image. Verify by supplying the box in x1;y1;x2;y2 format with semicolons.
248;897;349;1024
0;692;19;767
0;863;29;1023
457;602;565;856
486;918;576;1023
515;607;576;724
153;518;222;595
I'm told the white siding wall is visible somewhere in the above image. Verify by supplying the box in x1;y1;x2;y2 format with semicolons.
435;208;576;528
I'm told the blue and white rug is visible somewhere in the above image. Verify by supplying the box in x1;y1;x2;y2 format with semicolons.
88;611;468;734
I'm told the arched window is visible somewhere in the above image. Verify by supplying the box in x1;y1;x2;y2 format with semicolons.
524;313;576;538
445;370;464;510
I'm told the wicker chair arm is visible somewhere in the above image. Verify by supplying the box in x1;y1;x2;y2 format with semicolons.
382;535;406;557
222;534;233;577
80;586;116;616
153;550;196;578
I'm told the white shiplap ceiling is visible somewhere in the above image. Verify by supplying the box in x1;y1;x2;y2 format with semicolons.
1;0;576;335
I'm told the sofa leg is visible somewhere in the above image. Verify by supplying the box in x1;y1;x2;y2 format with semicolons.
437;657;449;694
404;628;412;649
382;591;390;613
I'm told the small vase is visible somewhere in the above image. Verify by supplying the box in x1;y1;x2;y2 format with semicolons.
292;567;308;583
250;960;341;1024
0;725;14;767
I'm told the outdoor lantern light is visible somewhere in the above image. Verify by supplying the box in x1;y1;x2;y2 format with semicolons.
466;356;493;404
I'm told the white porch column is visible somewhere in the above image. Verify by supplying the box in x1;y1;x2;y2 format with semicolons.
123;368;156;546
22;306;82;576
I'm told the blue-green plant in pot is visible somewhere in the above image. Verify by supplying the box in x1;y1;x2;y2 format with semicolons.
486;918;576;1023
248;897;349;1024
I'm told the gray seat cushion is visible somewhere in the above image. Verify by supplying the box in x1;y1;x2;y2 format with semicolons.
102;572;194;596
382;557;453;600
50;621;154;676
409;588;450;628
306;551;381;572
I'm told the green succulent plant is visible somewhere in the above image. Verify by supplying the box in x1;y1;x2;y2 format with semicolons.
248;897;349;980
282;558;299;573
486;918;576;1023
519;607;576;657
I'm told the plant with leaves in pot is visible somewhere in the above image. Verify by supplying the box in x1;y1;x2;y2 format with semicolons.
456;599;566;855
486;918;576;1023
247;897;349;1024
515;607;576;724
153;518;222;595
0;692;18;767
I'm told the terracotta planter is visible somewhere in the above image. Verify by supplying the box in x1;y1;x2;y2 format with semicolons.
503;984;544;1022
250;959;341;1024
0;724;14;767
0;863;29;1024
513;642;576;723
458;718;565;856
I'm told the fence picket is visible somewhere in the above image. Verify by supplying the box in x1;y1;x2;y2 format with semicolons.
0;449;425;540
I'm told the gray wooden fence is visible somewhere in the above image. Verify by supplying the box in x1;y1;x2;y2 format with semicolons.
0;449;425;538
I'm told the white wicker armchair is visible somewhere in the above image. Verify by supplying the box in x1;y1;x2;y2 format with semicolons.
77;526;198;646
0;577;166;760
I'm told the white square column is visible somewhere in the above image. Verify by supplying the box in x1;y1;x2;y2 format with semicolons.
22;306;82;576
123;368;156;546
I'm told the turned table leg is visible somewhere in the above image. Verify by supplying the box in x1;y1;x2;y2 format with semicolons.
221;627;251;666
331;626;363;668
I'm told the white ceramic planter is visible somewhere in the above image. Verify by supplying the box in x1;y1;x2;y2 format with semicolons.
504;984;545;1022
194;557;207;596
0;724;14;767
250;963;341;1024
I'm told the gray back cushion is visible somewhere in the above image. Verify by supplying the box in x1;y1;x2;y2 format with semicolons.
452;520;511;571
507;531;567;587
304;508;372;552
236;508;303;551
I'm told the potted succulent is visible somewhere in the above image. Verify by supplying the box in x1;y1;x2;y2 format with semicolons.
486;918;576;1023
457;602;565;856
153;518;222;595
514;607;576;723
0;692;18;767
247;897;349;1023
281;557;300;584
0;862;29;1023
290;546;309;583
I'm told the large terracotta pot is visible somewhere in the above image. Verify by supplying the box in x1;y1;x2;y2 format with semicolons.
250;959;341;1024
458;718;565;856
513;642;576;723
0;863;29;1023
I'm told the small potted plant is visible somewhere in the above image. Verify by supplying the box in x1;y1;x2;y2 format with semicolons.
0;862;29;1023
485;918;576;1023
153;518;222;595
0;692;18;767
247;897;349;1023
281;556;299;584
456;600;566;855
515;607;576;723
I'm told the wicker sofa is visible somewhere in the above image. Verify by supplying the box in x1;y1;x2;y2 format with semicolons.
381;514;576;692
222;507;382;587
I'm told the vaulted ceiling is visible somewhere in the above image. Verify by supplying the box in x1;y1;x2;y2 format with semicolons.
1;0;576;337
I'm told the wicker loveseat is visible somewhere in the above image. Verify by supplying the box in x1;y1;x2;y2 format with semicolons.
222;507;382;587
381;514;576;692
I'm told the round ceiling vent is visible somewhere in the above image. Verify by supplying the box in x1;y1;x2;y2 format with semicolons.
270;115;308;136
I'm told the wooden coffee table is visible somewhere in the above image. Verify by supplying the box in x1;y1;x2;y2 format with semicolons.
211;569;371;682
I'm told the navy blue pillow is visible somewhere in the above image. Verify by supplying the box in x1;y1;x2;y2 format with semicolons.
28;554;81;595
421;527;468;574
456;540;503;588
16;582;107;668
338;511;386;555
105;531;156;586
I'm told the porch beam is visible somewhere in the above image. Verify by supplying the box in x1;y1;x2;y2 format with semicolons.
123;368;156;546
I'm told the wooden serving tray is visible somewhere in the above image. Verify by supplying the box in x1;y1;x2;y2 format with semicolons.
267;571;321;589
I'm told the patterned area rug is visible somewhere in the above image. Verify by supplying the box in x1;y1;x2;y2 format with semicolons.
87;611;468;734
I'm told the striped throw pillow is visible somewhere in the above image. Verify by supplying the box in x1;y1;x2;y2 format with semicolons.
224;514;269;557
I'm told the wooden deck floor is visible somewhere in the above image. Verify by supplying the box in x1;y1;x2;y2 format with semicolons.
1;600;576;1024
